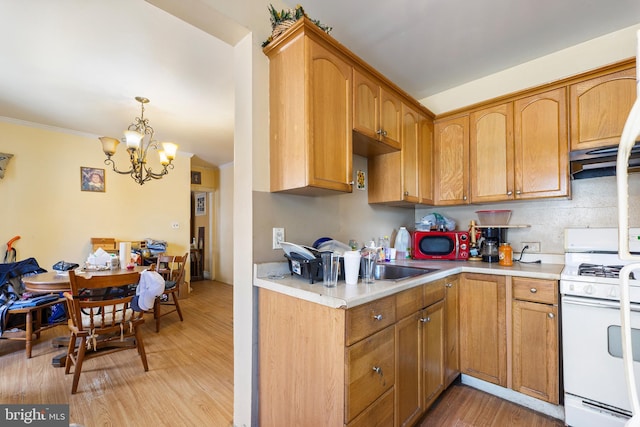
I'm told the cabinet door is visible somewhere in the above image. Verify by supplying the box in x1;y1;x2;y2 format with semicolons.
353;68;380;141
443;276;460;388
470;103;514;203
422;300;445;409
419;114;435;205
401;103;420;203
308;39;353;192
514;88;569;200
380;86;402;150
459;273;507;386
395;312;423;427
434;116;469;205
570;67;636;151
512;300;559;404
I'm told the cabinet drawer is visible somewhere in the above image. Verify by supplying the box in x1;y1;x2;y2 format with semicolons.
345;326;395;422
424;280;445;307
346;296;396;345
512;277;557;304
346;387;394;427
396;286;423;319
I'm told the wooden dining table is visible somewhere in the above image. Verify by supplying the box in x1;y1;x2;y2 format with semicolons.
22;265;148;293
21;265;148;366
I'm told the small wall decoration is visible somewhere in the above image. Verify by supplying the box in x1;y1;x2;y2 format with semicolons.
356;170;366;190
191;170;202;185
195;192;206;216
0;153;13;179
81;167;105;192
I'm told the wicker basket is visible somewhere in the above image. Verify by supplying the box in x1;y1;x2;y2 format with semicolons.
271;19;296;40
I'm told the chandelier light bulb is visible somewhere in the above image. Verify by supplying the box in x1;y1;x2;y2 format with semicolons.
124;130;143;150
162;142;178;160
158;151;169;166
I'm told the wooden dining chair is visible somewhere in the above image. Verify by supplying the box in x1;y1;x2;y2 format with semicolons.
153;253;188;332
63;270;148;394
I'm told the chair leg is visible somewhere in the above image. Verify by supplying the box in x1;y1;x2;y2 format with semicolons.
154;298;161;333
71;338;87;394
172;292;184;321
64;334;76;375
134;327;149;371
24;310;33;358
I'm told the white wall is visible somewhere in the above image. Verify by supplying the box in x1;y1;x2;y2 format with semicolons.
421;23;640;114
218;162;234;284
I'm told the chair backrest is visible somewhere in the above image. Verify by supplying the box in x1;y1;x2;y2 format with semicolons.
65;270;142;333
155;253;188;287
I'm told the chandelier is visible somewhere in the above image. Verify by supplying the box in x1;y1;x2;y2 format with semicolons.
99;96;178;185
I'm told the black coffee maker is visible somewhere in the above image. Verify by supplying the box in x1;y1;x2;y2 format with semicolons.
480;227;506;263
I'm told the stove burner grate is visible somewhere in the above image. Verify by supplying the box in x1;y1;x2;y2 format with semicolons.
578;263;635;279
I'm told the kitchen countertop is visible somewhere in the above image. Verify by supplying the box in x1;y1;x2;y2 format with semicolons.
254;259;565;309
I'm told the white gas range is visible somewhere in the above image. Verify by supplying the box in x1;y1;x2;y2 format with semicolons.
561;227;640;427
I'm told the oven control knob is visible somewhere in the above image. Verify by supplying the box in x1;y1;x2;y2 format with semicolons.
583;284;594;295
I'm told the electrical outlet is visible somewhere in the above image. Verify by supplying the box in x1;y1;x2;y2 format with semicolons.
273;228;285;249
522;242;541;253
171;222;179;229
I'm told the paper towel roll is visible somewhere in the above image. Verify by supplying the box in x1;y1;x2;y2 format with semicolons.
119;242;132;268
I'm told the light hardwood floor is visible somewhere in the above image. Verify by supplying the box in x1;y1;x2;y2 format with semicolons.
0;280;234;427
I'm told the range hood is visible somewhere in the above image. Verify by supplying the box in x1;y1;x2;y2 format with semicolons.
570;142;640;179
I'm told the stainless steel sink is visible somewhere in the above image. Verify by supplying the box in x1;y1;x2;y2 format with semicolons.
373;264;438;281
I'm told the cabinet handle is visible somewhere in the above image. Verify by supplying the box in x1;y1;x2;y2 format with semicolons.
463;195;467;201
507;191;513;196
548;313;555;319
373;314;383;321
445;283;453;288
372;366;382;375
404;191;409;196
420;317;430;323
530;288;537;293
349;181;354;185
376;129;388;137
516;190;522;195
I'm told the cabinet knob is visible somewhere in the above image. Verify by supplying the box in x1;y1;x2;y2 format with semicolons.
420;317;430;323
445;283;453;288
507;191;513;196
373;314;383;321
548;313;555;319
530;288;537;293
376;129;388;137
516;190;522;195
404;191;409;196
463;195;467;201
372;366;382;375
349;181;354;185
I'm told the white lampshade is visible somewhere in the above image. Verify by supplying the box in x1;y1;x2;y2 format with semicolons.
162;142;178;160
99;137;120;156
124;130;143;150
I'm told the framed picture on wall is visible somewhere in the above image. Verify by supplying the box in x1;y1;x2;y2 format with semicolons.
191;171;202;185
81;167;105;192
195;192;206;216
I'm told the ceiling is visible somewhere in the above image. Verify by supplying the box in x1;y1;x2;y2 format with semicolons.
0;1;639;169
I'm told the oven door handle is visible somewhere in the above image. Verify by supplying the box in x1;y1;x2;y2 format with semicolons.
563;296;640;312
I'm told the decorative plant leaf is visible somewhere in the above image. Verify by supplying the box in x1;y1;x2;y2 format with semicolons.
263;3;332;47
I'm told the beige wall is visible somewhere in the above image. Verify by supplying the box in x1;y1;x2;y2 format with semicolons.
191;165;219;279
218;162;234;284
253;155;415;262
0;120;191;272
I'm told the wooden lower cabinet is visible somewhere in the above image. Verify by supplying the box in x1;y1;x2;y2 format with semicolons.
443;275;460;388
395;282;445;427
459;273;507;387
512;277;559;404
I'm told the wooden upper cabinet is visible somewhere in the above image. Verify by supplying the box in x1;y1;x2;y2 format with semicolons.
265;20;353;195
434;116;470;205
469;103;514;203
368;103;433;206
514;88;569;200
401;103;420;203
353;68;402;155
570;66;636;151
419;115;435;205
